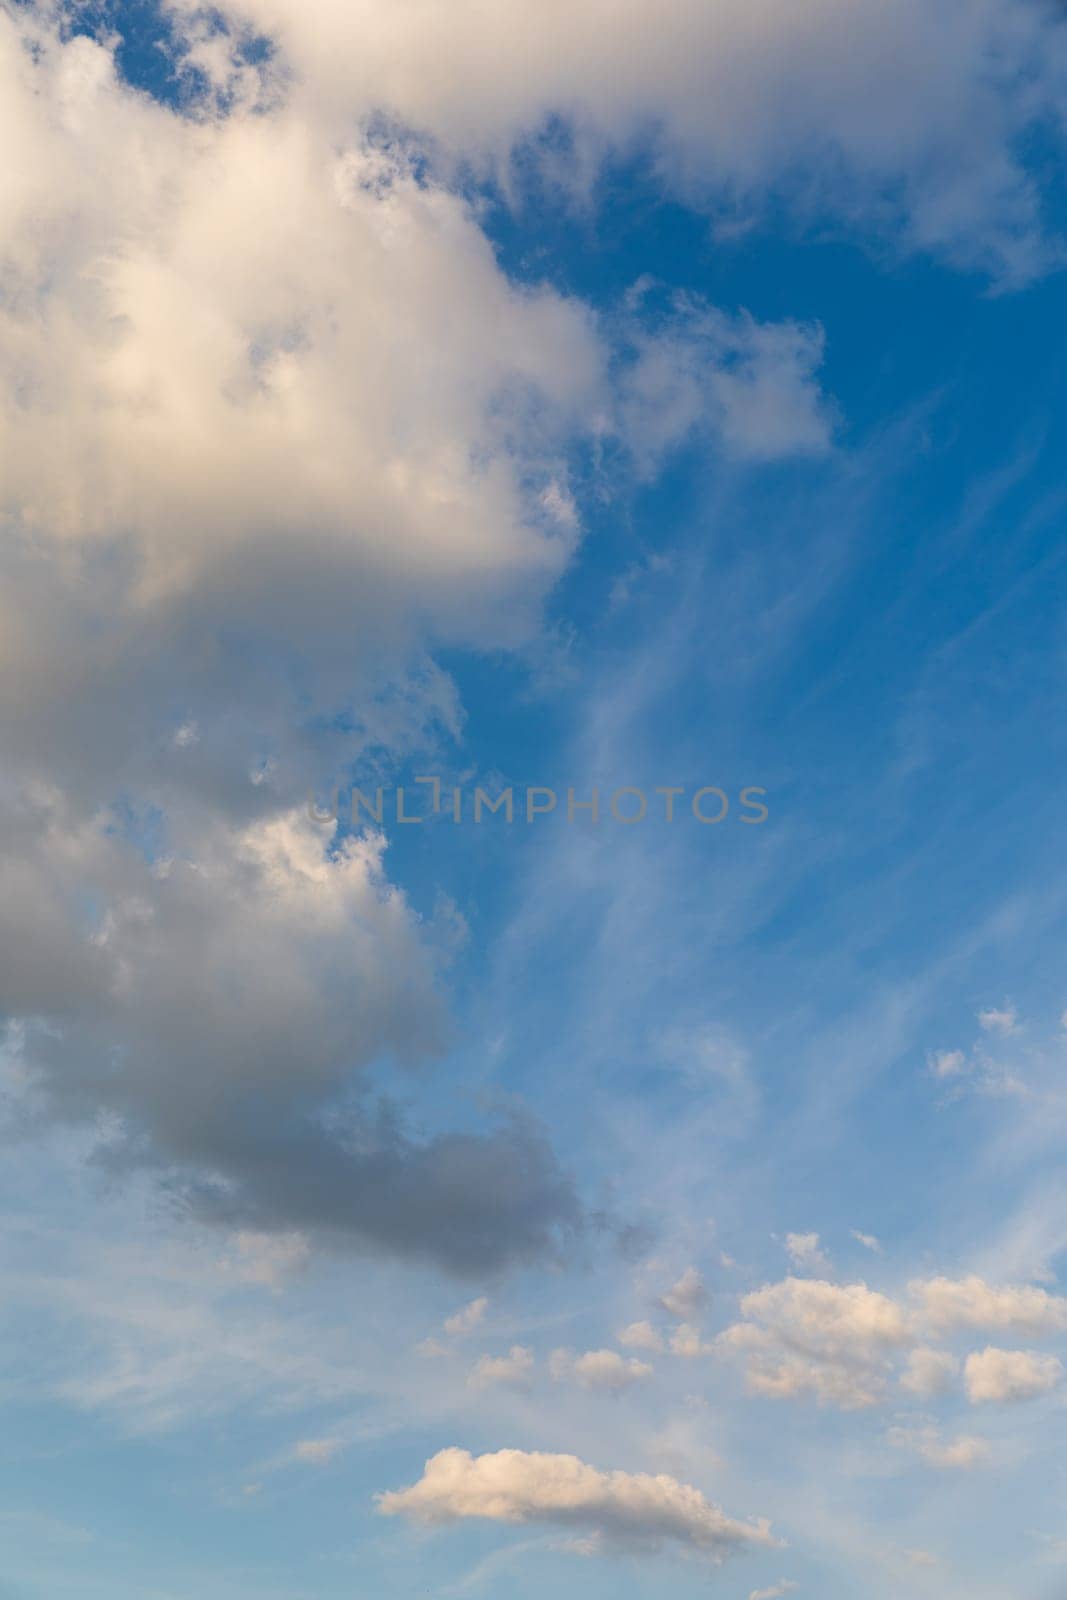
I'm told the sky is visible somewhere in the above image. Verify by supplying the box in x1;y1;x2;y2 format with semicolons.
2;1;1067;1596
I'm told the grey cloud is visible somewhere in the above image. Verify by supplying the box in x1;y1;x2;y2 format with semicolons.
4;798;580;1277
171;1110;582;1278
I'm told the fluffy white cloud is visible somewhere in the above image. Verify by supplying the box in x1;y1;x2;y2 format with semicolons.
785;1233;831;1274
978;1005;1018;1035
718;1278;911;1410
750;1584;799;1600
0;10;599;802
899;1347;959;1400
618;1320;665;1353
0;6;835;815
376;1447;777;1557
468;1347;536;1391
169;0;1067;282
550;1349;653;1393
670;1323;712;1359
444;1298;489;1338
928;1049;969;1080
964;1347;1064;1404
912;1276;1067;1336
851;1231;882;1254
659;1267;708;1321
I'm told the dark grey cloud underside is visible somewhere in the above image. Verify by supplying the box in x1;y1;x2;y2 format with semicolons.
175;1110;583;1277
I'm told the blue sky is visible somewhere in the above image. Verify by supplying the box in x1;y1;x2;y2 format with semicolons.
2;2;1067;1597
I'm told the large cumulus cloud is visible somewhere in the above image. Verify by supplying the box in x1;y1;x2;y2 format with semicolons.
0;2;837;1277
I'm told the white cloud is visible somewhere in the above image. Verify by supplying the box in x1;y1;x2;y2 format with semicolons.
294;1438;344;1466
785;1233;831;1274
444;1298;490;1338
618;1321;665;1354
550;1349;653;1394
964;1347;1064;1404
0;6;834;822
670;1323;712;1358
170;0;1067;283
911;1276;1067;1336
978;1004;1018;1035
928;1048;968;1080
376;1447;778;1557
899;1347;959;1400
468;1347;536;1392
851;1231;883;1254
750;1584;799;1600
617;304;832;469
659;1267;708;1321
887;1426;991;1471
718;1278;911;1410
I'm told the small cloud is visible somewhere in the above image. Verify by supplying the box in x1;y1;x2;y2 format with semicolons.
539;480;579;530
294;1438;343;1466
172;720;200;749
550;1348;653;1393
785;1233;831;1274
659;1267;708;1321
444;1297;489;1338
851;1231;883;1254
1030;1530;1067;1562
911;1275;1067;1336
964;1347;1063;1404
888;1425;990;1470
618;1320;664;1353
978;1004;1018;1035
928;1048;968;1080
750;1583;799;1600
670;1323;712;1358
718;1277;910;1411
468;1346;535;1391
